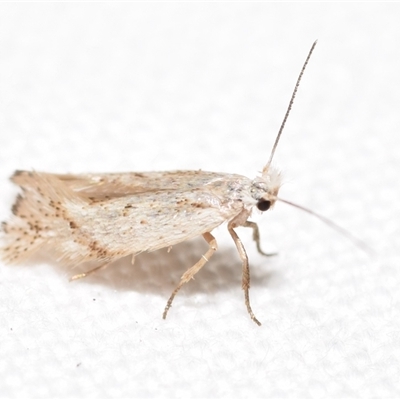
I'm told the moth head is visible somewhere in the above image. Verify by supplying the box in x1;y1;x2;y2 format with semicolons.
252;166;281;212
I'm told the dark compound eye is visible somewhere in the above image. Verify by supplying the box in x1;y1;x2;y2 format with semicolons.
257;199;271;211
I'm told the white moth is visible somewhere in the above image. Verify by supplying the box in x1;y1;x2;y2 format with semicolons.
2;41;358;325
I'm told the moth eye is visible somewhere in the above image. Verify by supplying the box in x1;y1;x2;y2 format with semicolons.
257;199;271;211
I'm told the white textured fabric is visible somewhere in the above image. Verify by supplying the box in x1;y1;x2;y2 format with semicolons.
0;3;399;398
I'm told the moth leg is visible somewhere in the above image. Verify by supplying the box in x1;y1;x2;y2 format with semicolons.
243;221;277;257
163;232;217;320
69;263;110;281
228;223;261;326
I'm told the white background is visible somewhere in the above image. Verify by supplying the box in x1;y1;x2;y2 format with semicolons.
0;3;399;398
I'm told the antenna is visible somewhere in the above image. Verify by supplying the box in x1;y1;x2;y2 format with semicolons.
277;197;373;254
263;40;317;175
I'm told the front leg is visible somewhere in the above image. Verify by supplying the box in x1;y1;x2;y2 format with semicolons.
243;221;277;257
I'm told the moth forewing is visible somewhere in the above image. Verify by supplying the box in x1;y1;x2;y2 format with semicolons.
2;171;249;264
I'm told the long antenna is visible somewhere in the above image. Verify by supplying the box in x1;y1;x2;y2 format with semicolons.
263;40;317;175
277;197;373;254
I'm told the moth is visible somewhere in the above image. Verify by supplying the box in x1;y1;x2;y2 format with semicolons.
2;41;359;325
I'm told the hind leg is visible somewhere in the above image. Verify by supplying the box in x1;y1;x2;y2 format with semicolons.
163;232;217;320
69;263;111;281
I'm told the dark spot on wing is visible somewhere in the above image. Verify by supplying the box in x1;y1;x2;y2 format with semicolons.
11;194;23;215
